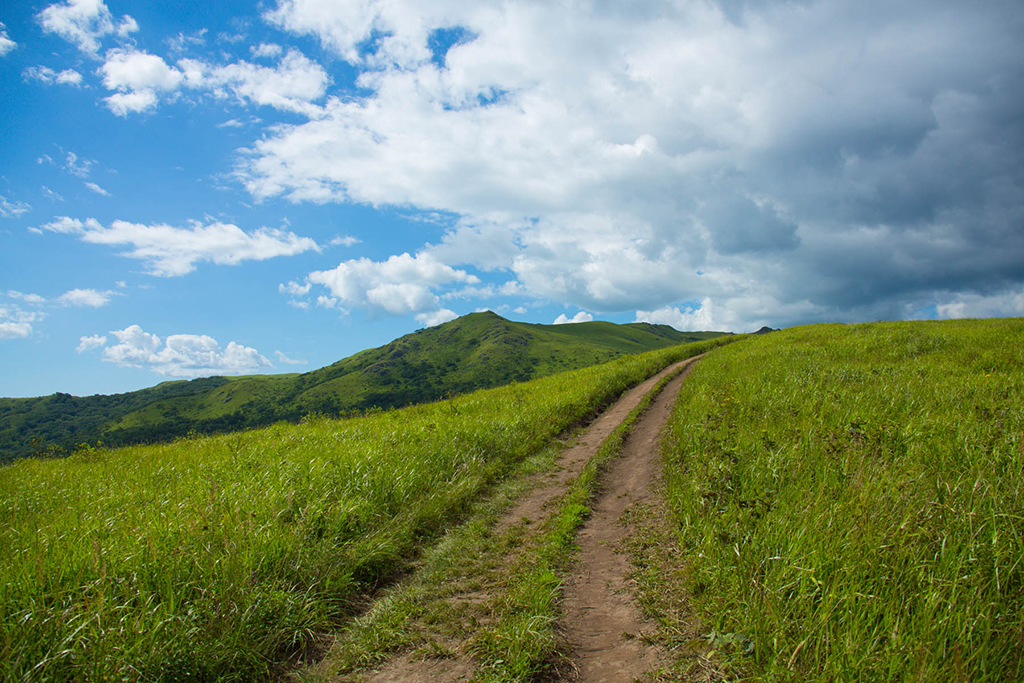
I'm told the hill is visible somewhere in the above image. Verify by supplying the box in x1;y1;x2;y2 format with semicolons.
0;312;726;462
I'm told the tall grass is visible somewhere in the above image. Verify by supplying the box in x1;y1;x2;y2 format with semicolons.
664;319;1024;681
0;338;725;681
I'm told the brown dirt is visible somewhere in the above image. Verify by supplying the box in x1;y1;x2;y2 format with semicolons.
560;365;695;683
352;358;700;683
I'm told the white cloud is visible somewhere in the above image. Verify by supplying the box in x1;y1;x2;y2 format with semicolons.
104;89;158;116
329;235;361;247
179;49;329;115
39;216;97;233
513;306;527;314
243;0;1024;330
41;216;319;276
275;349;307;364
217;118;244;128
415;308;458;327
316;295;341;310
306;252;478;316
76;333;107;352
99;49;182;115
8;290;48;305
84;182;111;196
95;46;329;117
57;288;111;307
553;311;593;325
0;195;31;218
279;280;312;296
0;305;44;340
8;287;113;309
38;0;137;57
936;288;1024;320
24;66;83;86
166;29;207;54
99;324;272;377
252;43;283;59
0;23;15;57
635;301;722;332
41;186;65;202
101;48;183;92
64;152;93;178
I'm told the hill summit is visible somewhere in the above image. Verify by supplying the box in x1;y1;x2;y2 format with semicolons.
0;312;726;462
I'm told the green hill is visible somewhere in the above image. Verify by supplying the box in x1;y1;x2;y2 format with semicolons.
0;312;726;462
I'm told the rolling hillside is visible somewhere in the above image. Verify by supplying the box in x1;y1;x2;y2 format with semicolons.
0;312;726;462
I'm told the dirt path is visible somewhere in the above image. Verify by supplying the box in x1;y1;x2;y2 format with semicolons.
559;364;695;682
357;357;700;683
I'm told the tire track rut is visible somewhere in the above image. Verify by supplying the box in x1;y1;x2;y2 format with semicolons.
351;357;700;683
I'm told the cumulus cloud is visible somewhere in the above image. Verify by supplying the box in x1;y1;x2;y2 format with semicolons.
89;324;272;377
40;216;319;276
104;89;158;116
101;48;183;92
0;23;15;57
279;280;311;296
0;195;31;218
553;311;593;325
303;252;478;316
37;0;137;57
0;305;43;340
179;49;329;115
76;333;107;352
415;308;458;327
97;45;329;116
241;0;1024;330
24;66;83;86
635;301;724;333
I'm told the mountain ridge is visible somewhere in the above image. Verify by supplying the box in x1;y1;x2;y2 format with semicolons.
0;312;728;462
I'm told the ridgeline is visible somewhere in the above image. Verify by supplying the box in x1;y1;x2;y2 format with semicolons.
0;312;725;462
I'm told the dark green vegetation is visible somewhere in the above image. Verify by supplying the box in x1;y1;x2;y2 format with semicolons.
0;311;724;462
663;319;1024;681
0;339;725;682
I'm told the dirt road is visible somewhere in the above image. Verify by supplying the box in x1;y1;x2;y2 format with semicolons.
355;357;700;683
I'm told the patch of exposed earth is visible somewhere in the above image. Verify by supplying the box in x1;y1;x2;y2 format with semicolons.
340;357;701;683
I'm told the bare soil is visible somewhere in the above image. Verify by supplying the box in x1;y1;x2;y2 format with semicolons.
559;365;694;682
354;358;700;683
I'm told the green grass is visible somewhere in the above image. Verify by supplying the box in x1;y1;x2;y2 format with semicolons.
1;311;727;462
470;358;702;683
0;339;724;682
662;319;1024;681
309;346;723;683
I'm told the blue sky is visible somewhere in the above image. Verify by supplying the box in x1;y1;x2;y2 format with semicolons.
1;0;1022;398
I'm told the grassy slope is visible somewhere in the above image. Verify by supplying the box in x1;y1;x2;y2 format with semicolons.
662;319;1024;681
0;339;720;682
0;312;725;461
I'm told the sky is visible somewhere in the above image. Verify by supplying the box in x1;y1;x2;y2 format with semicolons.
1;0;1022;398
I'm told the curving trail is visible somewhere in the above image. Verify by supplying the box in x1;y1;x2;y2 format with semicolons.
355;357;700;683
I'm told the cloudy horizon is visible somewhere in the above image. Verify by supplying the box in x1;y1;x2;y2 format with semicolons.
1;0;1022;396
